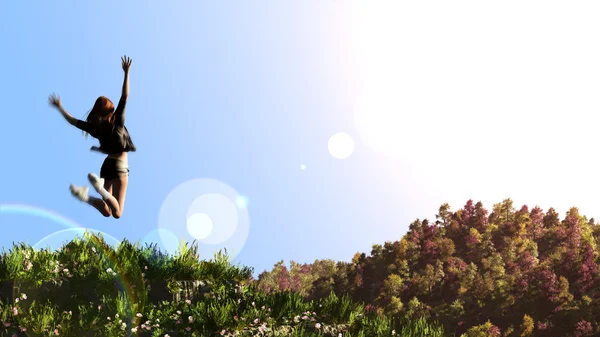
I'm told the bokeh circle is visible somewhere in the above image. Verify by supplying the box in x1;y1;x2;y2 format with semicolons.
328;132;355;159
157;178;250;261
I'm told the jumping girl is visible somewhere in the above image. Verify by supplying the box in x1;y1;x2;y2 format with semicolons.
49;55;135;219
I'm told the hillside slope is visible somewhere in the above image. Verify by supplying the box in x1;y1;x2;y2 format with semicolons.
255;199;600;337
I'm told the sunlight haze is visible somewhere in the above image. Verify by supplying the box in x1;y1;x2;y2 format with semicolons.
1;0;600;277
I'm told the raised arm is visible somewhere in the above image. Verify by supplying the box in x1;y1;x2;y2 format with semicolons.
121;56;130;99
49;93;97;137
114;55;132;126
49;93;77;125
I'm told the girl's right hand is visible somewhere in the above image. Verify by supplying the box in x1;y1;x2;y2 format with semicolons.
48;93;62;108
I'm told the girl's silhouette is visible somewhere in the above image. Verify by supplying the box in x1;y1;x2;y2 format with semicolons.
49;55;135;219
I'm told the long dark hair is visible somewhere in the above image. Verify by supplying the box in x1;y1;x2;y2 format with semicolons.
83;96;115;138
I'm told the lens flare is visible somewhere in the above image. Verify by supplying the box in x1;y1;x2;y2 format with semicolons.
157;178;250;261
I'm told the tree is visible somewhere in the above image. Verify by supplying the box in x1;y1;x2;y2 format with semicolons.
435;203;453;226
520;314;534;336
376;274;405;314
575;243;599;295
529;206;544;241
464;320;501;337
275;265;290;291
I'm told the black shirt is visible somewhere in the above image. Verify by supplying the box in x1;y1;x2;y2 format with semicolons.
75;97;136;154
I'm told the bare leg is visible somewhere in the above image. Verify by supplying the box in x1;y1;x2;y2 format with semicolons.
88;196;112;217
89;179;114;217
103;177;128;219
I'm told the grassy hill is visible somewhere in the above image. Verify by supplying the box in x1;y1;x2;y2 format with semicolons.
2;198;599;336
0;230;444;336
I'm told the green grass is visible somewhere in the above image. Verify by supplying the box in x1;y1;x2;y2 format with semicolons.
0;231;450;337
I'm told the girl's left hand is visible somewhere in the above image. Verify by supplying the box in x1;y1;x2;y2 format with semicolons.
121;55;132;73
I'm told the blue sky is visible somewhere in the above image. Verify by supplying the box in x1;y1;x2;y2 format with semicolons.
2;1;600;277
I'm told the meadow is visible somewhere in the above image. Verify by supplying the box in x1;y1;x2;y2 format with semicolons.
0;232;446;337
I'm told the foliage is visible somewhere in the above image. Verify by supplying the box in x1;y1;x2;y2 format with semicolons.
256;199;600;337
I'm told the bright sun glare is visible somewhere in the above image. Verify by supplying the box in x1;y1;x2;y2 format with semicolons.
353;85;423;159
345;0;600;218
349;2;434;161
